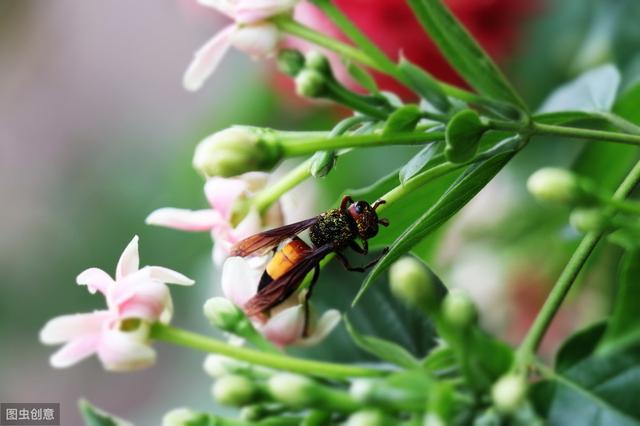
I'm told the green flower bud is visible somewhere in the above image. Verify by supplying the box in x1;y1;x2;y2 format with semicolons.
491;374;527;414
389;257;440;311
570;207;608;233
305;51;331;74
349;379;376;403
211;374;257;407
345;410;390;426
203;297;245;332
295;69;327;98
192;126;282;178
161;408;204;426
310;150;337;178
277;49;306;77
527;168;588;205
423;414;446;426
445;109;486;164
441;289;476;329
268;373;316;407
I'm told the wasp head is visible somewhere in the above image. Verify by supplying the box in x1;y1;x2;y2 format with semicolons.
347;199;389;240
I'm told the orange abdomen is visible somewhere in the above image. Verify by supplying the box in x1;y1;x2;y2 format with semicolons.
266;239;311;280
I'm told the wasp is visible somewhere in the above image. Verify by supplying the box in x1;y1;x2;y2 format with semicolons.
230;195;389;334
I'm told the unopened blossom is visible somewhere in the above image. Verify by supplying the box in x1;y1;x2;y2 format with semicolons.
221;256;340;347
184;0;301;91
146;173;283;266
39;236;194;371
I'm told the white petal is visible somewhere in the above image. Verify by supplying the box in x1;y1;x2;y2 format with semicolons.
232;208;262;239
296;309;341;347
76;268;114;295
261;304;305;347
229;23;280;58
204;177;249;220
221;256;262;306
146;266;195;286
145;208;223;231
116;236;140;280
40;311;112;345
198;0;236;17
97;326;156;372
183;26;234;92
49;335;100;368
235;0;299;23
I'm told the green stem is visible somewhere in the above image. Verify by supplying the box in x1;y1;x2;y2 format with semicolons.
517;159;640;365
151;323;386;379
532;122;640;146
253;159;313;214
280;132;444;157
603;197;640;215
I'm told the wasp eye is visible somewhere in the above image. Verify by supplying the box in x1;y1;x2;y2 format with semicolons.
355;202;363;214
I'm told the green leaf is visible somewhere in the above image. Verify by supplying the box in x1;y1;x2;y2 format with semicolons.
599;249;640;354
343;58;378;93
545;345;640;425
79;400;132;426
354;136;522;304
538;64;620;113
406;0;527;110
399;143;442;185
421;343;456;372
533;111;599;126
344;316;421;369
397;57;451;111
555;321;607;372
445;109;486;163
382;105;423;136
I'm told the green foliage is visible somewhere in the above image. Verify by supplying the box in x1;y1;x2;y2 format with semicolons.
445;109;486;163
382;105;423;136
79;400;131;426
397;57;450;112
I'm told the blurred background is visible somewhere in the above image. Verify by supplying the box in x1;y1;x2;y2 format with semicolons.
1;0;639;424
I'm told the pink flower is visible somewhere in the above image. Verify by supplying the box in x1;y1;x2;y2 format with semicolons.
146;173;283;266
221;256;340;347
184;0;301;91
39;236;194;371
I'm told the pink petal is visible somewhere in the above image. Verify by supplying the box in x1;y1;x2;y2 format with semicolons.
39;311;113;345
183;25;234;92
235;0;299;23
145;208;223;231
49;335;100;368
76;268;114;295
261;304;306;347
116;236;140;280
97;327;156;372
116;282;170;322
296;309;340;347
197;0;236;18
145;266;195;286
221;256;262;306
229;23;280;58
204;177;249;220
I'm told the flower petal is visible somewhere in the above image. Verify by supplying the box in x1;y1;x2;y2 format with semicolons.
145;208;223;231
97;326;156;372
260;304;305;347
197;0;236;18
221;256;262;306
204;177;249;220
116;281;171;322
235;0;299;23
116;236;140;280
76;268;114;295
39;311;113;345
49;335;100;368
229;23;280;58
146;266;195;286
296;309;341;347
183;25;234;92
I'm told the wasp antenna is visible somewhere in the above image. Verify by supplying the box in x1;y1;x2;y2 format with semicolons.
372;199;386;210
379;218;390;227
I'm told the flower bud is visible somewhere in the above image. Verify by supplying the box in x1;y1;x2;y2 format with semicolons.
305;51;330;74
162;408;204;426
295;69;327;98
310;150;336;178
192;126;282;178
423;414;446;426
349;379;376;403
345;410;389;426
527;168;587;205
203;354;243;378
211;374;257;407
203;297;245;332
389;257;440;311
570;207;608;233
441;289;476;329
277;49;305;77
239;405;267;422
491;374;527;414
268;373;316;407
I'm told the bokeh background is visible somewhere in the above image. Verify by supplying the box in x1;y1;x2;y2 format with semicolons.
1;0;639;424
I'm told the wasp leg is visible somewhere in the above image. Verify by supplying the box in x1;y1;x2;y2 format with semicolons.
303;264;321;337
337;248;389;273
349;239;368;255
340;195;354;211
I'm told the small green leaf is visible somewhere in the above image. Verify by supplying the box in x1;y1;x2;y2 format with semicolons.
421;344;456;372
344;317;420;369
399;143;442;185
343;58;378;93
397;57;450;111
79;400;132;426
555;321;606;372
599;249;640;354
382;105;423;136
354;136;522;304
407;0;527;110
445;109;486;163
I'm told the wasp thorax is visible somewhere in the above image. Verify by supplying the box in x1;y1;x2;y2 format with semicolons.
347;201;379;240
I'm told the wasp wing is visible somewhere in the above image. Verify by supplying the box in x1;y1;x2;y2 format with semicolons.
243;244;333;316
230;218;318;257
